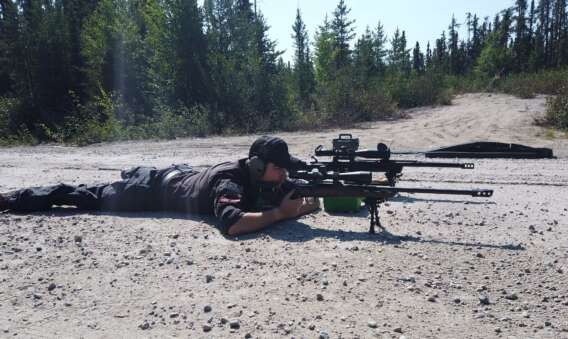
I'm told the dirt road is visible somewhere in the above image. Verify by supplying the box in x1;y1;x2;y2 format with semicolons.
1;93;567;338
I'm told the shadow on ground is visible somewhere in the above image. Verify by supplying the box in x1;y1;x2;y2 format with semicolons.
6;208;523;251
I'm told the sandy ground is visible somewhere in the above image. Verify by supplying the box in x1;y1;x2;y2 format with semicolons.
0;93;567;339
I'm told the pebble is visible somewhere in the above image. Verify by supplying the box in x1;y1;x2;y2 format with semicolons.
206;275;214;283
368;320;378;328
202;324;212;332
393;327;403;333
138;321;150;330
316;293;324;301
229;319;240;329
47;283;56;292
203;305;212;313
505;293;519;301
479;295;490;305
74;235;82;243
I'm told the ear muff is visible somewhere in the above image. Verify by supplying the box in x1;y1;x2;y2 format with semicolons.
247;156;266;180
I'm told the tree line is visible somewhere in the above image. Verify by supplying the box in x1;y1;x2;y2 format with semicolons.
0;0;567;144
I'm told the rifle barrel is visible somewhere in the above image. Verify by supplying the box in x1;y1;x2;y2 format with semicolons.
306;160;474;172
293;183;493;199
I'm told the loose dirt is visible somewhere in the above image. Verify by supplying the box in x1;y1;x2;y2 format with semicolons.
1;93;567;338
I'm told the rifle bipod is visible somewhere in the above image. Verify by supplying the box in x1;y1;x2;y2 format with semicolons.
364;198;385;234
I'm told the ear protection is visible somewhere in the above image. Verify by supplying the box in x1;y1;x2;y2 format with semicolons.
247;156;266;180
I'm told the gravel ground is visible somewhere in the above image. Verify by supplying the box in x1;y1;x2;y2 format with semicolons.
0;93;567;338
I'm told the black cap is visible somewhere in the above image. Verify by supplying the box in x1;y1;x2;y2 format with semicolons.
249;136;303;170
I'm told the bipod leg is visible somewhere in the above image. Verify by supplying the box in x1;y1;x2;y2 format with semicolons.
365;198;384;234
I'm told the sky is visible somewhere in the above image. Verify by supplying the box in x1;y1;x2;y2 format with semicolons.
252;0;515;63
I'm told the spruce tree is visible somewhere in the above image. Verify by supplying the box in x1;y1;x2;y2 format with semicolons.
448;15;460;74
313;15;334;85
353;26;376;86
0;0;17;95
170;0;211;107
372;21;388;75
412;42;425;75
514;0;529;71
291;8;315;108
331;0;355;69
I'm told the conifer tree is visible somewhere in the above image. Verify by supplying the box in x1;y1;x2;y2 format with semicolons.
313;15;334;85
353;26;377;86
514;0;530;71
412;42;425;75
448;15;460;74
0;0;18;95
372;21;388;75
331;0;355;69
292;8;315;108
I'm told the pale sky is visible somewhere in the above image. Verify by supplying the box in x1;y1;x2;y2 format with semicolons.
253;0;515;62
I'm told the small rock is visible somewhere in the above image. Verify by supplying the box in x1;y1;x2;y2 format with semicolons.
393;327;403;333
202;324;212;332
475;253;484;258
368;320;378;328
229;319;240;329
316;293;324;301
74;235;82;243
505;293;518;301
138;321;150;330
203;305;212;313
427;296;437;302
206;275;214;283
319;331;329;339
479;295;490;305
47;283;56;292
308;324;316;330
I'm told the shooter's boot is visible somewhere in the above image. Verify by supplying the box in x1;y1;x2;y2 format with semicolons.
0;191;15;212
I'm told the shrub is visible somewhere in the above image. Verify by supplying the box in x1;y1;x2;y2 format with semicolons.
545;87;568;130
497;68;568;98
385;72;452;108
352;86;396;121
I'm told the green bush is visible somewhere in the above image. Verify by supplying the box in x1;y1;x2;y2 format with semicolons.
497;68;568;98
385;72;452;108
0;97;38;145
545;87;568;130
352;86;396;121
0;97;17;136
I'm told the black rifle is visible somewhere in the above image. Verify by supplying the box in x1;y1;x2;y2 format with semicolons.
283;134;493;234
286;169;492;234
298;134;476;186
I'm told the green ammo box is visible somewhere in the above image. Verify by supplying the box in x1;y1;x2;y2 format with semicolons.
323;197;364;213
